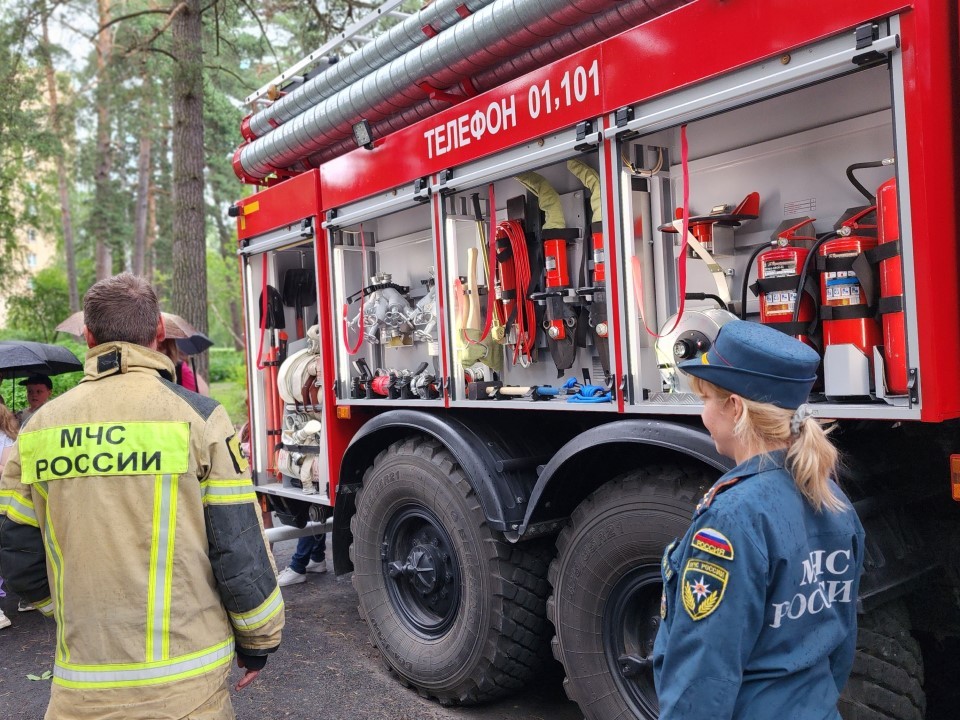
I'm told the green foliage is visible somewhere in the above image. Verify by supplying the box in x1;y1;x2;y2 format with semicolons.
209;380;248;427
209;347;248;426
206;247;243;349
2;0;371;341
5;267;71;342
209;347;246;383
0;7;55;286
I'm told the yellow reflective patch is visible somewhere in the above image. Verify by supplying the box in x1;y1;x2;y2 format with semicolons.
18;422;190;484
225;434;249;474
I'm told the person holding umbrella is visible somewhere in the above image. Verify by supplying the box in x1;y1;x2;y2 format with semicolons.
159;339;210;396
15;373;53;427
0;341;82;419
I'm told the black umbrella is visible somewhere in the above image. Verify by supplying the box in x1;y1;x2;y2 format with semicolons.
0;341;83;379
175;334;214;356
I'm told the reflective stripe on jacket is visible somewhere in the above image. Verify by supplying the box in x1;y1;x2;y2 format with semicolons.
0;342;283;720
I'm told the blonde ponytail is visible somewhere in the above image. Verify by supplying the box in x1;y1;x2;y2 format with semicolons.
689;376;845;512
785;416;844;512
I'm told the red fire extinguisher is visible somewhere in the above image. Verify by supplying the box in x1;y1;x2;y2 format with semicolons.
875;178;908;394
753;219;817;345
818;206;883;373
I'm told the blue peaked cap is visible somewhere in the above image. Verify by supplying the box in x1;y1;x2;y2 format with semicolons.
678;320;819;409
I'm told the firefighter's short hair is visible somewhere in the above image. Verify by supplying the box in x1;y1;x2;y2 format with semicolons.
83;272;161;348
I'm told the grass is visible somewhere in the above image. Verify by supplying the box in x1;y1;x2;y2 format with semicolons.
210;380;248;426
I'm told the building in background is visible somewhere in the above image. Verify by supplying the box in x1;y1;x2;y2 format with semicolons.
0;224;57;328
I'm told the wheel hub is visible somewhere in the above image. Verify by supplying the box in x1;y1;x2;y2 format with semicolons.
603;564;663;717
382;504;461;637
388;542;444;594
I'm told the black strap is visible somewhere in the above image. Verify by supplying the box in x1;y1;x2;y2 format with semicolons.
575;262;589;349
345;281;410;304
878;295;904;315
282;443;320;454
816;254;857;272
851;253;879;308
750;275;802;295
821;304;874;321
528;230;545;333
765;320;813;336
864;239;902;264
541;228;580;242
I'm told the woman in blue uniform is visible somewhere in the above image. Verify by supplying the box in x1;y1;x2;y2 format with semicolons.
653;320;865;719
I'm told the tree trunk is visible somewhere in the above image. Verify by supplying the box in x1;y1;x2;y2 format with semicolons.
93;0;113;281
211;184;244;350
145;177;157;283
41;8;79;312
171;0;208;378
132;89;152;277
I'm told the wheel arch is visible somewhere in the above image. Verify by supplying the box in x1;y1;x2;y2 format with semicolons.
519;419;733;535
333;409;562;575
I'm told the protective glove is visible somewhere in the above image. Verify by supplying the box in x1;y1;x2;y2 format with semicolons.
235;651;268;690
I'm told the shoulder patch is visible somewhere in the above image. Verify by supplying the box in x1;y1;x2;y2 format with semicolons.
226;434;249;474
691;528;734;561
681;558;728;621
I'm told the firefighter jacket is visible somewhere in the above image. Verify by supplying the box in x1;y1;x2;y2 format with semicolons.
0;342;284;720
653;450;865;720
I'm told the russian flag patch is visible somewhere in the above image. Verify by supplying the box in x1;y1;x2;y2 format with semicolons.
691;528;734;561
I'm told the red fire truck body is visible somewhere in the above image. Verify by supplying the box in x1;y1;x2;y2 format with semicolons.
234;1;959;716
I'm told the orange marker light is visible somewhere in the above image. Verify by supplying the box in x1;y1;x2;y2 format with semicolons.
336;406;351;420
950;455;960;501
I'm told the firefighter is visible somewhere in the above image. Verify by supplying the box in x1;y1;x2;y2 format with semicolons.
653;320;865;719
0;273;283;720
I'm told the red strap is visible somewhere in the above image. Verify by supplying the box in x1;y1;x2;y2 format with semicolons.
342;223;367;355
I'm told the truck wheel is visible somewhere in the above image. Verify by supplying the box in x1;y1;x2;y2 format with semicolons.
547;465;710;720
840;601;926;720
350;437;551;705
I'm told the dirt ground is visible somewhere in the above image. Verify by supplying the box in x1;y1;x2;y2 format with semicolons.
0;539;582;720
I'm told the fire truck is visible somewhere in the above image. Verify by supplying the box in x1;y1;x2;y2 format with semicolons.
230;1;959;717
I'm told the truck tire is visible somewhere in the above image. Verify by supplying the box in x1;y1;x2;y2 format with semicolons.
350;436;551;705
840;601;926;720
547;464;710;720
